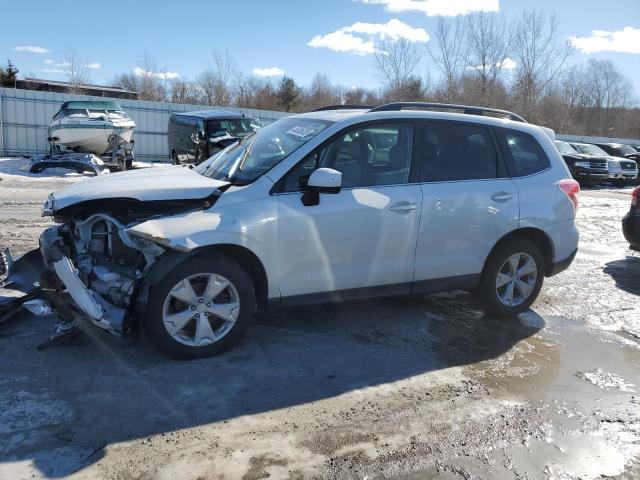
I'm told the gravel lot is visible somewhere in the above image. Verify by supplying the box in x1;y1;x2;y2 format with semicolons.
0;158;638;479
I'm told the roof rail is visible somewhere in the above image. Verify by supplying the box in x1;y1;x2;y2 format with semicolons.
312;104;374;112
369;102;527;123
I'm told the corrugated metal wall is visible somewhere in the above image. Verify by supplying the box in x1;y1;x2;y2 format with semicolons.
0;87;289;160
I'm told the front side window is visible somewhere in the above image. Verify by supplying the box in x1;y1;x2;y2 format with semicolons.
500;129;551;177
420;122;499;182
207;119;257;139
282;123;413;192
195;117;332;185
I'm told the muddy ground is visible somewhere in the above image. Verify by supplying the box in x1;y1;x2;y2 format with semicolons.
0;158;638;479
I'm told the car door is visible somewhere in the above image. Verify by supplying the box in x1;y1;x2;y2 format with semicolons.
274;121;423;298
413;120;519;286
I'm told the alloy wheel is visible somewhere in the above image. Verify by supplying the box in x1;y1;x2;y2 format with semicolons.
495;252;538;307
162;273;240;347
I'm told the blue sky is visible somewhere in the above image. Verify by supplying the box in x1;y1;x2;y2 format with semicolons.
3;0;640;93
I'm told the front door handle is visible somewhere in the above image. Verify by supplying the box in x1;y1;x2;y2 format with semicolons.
491;191;515;203
389;201;417;212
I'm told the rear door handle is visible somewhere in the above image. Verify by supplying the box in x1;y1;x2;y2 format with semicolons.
389;201;417;212
491;191;515;203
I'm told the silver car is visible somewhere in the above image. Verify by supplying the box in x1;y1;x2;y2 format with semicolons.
34;102;580;358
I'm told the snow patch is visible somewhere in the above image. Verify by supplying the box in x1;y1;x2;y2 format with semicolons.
577;368;635;392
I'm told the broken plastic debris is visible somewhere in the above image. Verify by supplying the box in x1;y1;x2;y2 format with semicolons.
23;298;53;316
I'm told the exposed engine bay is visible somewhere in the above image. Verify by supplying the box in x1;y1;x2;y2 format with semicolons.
39;213;164;335
34;190;223;337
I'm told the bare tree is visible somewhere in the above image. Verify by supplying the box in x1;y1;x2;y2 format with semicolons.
555;65;588;132
463;12;512;105
64;49;90;92
374;37;422;94
426;18;465;101
198;51;238;106
302;73;341;110
583;59;635;135
132;54;168;101
169;79;201;104
511;11;573;119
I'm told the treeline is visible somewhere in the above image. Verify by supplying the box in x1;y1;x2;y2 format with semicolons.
18;10;639;139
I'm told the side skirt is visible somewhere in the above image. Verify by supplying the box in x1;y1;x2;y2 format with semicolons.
270;274;481;308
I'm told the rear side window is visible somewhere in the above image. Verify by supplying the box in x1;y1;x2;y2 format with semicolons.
420;122;500;182
499;129;551;177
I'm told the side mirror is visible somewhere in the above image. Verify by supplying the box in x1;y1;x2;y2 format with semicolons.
301;168;342;206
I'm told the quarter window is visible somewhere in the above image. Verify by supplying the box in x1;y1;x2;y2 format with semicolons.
282;123;413;192
500;129;551;177
420;122;499;182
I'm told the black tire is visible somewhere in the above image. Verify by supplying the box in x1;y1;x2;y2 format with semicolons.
144;254;256;359
474;239;545;317
171;150;180;165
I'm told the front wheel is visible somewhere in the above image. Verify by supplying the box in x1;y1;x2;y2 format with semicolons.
474;239;544;317
144;255;256;359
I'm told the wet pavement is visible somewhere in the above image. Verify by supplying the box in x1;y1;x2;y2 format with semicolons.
0;162;638;479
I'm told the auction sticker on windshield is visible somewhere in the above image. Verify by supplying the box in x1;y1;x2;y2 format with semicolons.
286;125;321;139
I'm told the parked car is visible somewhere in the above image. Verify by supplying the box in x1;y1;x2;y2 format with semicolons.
34;103;579;358
555;140;608;186
168;110;261;165
623;186;640;251
570;142;638;185
592;142;640;163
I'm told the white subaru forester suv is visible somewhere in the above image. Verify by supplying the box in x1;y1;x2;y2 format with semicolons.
38;103;579;358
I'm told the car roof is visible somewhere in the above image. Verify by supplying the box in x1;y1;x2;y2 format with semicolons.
290;109;547;137
171;110;255;120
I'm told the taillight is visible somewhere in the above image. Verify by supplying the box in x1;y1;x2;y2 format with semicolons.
559;178;580;214
632;186;639;208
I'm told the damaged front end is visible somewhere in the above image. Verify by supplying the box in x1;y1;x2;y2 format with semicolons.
37;189;223;337
38;214;164;336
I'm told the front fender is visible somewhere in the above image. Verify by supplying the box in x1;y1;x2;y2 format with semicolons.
126;208;277;295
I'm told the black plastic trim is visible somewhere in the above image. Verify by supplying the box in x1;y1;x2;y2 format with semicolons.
548;248;577;277
269;273;480;307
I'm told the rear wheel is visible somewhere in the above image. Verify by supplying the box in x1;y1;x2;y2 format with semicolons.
144;255;256;359
474;239;544;317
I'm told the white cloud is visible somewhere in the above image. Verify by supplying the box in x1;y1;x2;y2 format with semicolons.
14;45;50;54
41;69;66;74
570;27;640;54
85;62;101;69
252;67;285;77
501;57;517;70
360;0;499;16
134;67;180;80
468;57;517;71
308;19;429;56
44;59;54;64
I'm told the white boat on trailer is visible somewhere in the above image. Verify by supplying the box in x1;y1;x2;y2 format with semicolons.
48;100;135;156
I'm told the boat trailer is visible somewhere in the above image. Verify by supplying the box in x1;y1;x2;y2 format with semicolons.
29;133;136;175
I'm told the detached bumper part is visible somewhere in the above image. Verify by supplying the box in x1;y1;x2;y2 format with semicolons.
0;249;45;323
52;257;126;335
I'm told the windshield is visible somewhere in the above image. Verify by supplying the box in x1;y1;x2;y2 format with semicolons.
611;145;636;155
573;144;607;156
207;118;258;139
555;141;576;154
195;117;332;185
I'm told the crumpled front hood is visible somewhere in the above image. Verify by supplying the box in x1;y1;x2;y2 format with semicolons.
50;166;229;212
